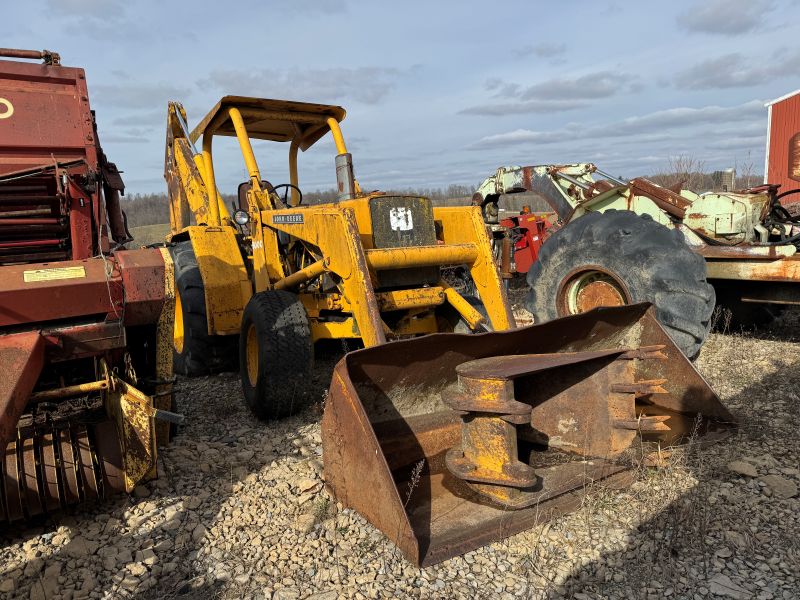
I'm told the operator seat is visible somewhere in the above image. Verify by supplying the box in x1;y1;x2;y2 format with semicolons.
237;180;276;211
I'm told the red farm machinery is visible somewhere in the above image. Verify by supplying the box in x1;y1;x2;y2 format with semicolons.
0;48;177;524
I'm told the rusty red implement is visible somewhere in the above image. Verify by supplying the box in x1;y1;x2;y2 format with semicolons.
322;303;734;566
0;50;175;525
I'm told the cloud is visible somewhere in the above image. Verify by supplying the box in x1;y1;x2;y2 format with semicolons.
460;99;589;116
111;110;165;128
92;83;192;110
674;48;800;89
520;72;635;101
676;0;773;35
462;71;638;115
46;0;125;18
102;133;150;144
45;0;158;40
470;100;765;149
270;0;347;15
470;128;567;148
198;67;403;105
706;135;765;150
594;100;764;136
514;42;567;59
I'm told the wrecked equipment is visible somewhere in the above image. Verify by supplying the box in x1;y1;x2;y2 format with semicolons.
323;304;733;566
0;49;177;524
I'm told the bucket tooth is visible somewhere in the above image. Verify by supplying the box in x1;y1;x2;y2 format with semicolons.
614;414;671;432
619;345;668;360
610;379;668;397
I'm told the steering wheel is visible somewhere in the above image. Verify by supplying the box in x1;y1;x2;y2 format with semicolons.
270;183;303;207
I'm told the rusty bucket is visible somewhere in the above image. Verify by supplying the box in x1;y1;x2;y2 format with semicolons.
322;303;734;566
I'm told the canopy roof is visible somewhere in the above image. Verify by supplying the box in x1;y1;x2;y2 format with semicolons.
190;96;346;151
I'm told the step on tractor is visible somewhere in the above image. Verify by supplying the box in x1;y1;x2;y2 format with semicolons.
0;49;178;526
474;163;800;358
163;98;733;565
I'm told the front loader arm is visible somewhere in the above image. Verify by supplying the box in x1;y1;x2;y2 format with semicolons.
265;207;386;346
434;206;514;330
265;205;516;339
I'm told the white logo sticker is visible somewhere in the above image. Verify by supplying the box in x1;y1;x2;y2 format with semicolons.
389;207;413;231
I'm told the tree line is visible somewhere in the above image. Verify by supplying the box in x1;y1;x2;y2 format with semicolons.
121;162;762;230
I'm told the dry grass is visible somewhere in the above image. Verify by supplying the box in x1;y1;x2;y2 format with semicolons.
129;223;170;247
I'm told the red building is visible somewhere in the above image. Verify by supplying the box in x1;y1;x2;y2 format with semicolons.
764;89;800;203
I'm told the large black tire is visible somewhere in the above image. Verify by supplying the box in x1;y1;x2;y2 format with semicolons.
526;210;715;359
171;241;238;375
239;290;313;420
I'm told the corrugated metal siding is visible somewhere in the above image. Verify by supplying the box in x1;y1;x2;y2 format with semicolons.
767;94;800;203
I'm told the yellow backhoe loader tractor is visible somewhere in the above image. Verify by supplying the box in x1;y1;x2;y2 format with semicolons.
163;97;733;564
164;97;514;418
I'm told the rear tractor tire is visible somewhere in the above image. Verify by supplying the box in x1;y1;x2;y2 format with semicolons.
526;210;715;359
239;290;314;421
171;241;238;375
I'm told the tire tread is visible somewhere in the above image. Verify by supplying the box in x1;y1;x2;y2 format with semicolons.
526;210;714;358
239;290;313;421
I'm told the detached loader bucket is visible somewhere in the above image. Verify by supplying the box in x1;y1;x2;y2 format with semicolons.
322;303;734;566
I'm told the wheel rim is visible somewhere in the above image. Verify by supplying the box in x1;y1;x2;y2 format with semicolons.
173;287;185;353
245;324;259;386
558;268;629;315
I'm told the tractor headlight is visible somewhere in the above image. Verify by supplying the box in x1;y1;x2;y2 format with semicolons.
233;209;250;226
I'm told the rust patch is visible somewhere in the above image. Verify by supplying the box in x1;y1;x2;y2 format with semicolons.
0;332;44;449
322;303;734;566
629;177;689;219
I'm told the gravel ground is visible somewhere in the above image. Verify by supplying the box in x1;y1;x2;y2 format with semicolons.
1;312;798;600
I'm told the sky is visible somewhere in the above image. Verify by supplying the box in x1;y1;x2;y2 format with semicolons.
4;0;800;195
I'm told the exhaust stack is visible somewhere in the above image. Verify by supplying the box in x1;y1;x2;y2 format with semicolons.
335;152;356;201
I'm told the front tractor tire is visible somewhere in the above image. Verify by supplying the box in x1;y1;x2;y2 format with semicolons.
526;210;715;359
239;290;314;421
171;241;238;375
